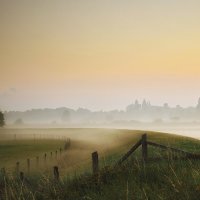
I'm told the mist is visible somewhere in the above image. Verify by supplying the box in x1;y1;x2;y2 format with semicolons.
3;98;200;139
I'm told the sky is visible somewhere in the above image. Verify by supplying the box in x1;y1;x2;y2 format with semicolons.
0;0;200;111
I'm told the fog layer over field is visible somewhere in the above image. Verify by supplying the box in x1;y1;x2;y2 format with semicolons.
3;98;200;139
0;128;143;172
0;127;199;173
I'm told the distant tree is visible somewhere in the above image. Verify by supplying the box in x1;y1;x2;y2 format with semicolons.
0;111;5;127
14;118;24;125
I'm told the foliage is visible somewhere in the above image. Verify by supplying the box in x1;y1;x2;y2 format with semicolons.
0;111;5;127
14;118;24;125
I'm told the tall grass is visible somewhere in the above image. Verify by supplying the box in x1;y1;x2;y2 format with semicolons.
1;147;200;199
1;130;200;199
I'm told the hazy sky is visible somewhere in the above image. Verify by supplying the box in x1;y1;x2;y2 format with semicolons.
1;0;200;111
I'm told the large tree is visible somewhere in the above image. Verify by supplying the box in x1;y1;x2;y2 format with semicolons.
0;111;5;127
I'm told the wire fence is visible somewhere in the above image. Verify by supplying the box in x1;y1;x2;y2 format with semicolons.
2;133;200;182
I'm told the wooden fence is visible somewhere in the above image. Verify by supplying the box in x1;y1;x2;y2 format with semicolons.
116;134;200;165
92;134;200;175
2;134;200;181
1;138;71;176
52;133;200;180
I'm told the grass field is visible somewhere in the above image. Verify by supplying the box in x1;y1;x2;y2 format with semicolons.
0;128;200;199
0;128;144;174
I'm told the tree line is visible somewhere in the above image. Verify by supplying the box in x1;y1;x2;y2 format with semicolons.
0;111;5;127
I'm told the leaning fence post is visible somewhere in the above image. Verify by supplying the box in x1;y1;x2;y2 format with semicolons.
141;134;148;162
53;166;59;180
27;158;30;173
92;151;99;175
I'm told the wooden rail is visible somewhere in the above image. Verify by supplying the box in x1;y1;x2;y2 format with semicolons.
2;134;200;181
141;134;147;162
147;141;200;159
116;134;200;166
116;139;142;165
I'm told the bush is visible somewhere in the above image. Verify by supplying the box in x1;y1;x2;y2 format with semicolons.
0;111;5;127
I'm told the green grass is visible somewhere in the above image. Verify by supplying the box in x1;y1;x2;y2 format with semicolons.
1;129;200;199
0;139;64;170
0;128;144;173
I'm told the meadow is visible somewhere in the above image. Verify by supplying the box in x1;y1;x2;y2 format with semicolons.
0;128;200;199
0;129;143;173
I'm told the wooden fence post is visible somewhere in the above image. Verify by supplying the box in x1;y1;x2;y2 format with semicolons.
64;141;68;150
27;158;30;173
141;134;148;162
1;168;6;176
64;138;71;150
68;138;71;148
36;156;39;167
16;162;19;173
20;171;24;181
92;151;99;175
53;166;59;180
44;153;47;164
60;148;62;156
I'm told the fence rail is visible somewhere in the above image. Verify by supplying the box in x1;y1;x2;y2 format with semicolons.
147;141;200;159
116;134;200;166
2;134;200;181
116;139;142;165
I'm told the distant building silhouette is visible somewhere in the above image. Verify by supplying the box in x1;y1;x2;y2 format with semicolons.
4;97;200;124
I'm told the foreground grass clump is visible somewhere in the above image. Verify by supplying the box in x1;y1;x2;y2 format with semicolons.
1;157;200;200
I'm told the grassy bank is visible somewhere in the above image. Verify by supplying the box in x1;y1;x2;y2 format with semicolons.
0;129;200;199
